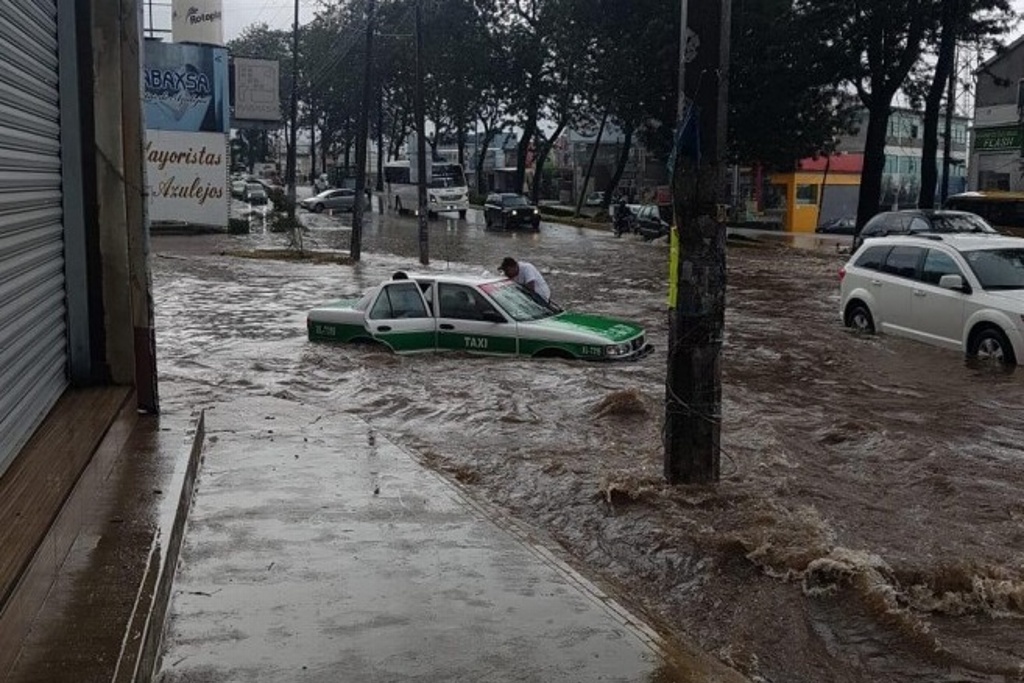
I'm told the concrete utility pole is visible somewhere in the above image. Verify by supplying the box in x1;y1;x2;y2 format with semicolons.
941;45;957;203
351;0;376;261
415;0;429;265
286;0;299;219
664;0;731;485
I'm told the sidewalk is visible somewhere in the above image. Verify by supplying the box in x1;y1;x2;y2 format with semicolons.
155;395;745;683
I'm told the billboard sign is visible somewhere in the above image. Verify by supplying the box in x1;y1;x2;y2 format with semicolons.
146;130;227;227
172;0;224;46
975;126;1022;153
233;58;281;122
144;41;229;133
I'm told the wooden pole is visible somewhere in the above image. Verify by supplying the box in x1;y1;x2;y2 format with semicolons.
351;0;375;262
286;0;299;219
664;0;731;485
415;0;429;265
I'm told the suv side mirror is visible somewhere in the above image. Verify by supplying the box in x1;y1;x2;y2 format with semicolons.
939;274;970;293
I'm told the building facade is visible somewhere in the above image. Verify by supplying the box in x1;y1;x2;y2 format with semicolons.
971;36;1024;192
0;0;156;674
838;107;969;209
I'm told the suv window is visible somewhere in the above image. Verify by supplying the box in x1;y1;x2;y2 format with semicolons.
920;249;962;285
854;245;891;271
881;246;923;278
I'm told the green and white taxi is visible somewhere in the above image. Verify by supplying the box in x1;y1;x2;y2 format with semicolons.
307;274;652;360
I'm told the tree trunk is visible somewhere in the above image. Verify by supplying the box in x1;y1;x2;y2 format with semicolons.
515;94;539;193
456;118;466;169
476;125;499;195
575;111;609;217
530;120;567;204
856;101;893;231
310;115;317;183
918;0;957;209
602;123;635;211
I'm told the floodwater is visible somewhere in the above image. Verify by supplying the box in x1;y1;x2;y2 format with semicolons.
153;207;1024;683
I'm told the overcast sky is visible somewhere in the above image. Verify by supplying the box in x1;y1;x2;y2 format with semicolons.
216;0;1024;44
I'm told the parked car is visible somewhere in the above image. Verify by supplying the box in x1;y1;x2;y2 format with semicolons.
584;191;605;207
632;204;671;240
243;183;268;205
853;209;997;249
231;179;249;199
840;233;1024;365
300;188;357;213
307;274;653;361
816;216;856;235
483;193;541;231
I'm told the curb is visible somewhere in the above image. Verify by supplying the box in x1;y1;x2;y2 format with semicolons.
114;410;206;683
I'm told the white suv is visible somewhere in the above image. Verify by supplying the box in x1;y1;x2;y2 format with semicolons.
840;234;1024;364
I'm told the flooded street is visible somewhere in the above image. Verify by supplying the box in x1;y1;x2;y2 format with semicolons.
153;208;1024;683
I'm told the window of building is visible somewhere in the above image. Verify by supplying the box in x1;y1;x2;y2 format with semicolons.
795;184;818;205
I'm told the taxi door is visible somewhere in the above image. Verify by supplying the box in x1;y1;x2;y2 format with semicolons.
366;281;436;352
435;282;518;355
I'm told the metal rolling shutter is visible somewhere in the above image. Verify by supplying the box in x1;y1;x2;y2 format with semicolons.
0;0;68;474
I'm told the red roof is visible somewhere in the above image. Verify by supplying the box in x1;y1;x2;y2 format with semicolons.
798;154;863;173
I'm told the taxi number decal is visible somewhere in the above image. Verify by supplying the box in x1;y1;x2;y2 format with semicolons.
464;336;488;349
313;324;336;336
580;345;604;356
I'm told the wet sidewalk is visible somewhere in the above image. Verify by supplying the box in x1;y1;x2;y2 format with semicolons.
155;395;743;683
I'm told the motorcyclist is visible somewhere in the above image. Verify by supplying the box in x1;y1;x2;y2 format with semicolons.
613;197;631;237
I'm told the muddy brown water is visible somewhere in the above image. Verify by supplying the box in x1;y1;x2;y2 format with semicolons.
153;210;1024;683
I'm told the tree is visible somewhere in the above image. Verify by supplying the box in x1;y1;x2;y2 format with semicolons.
570;0;679;210
729;0;855;171
796;0;930;231
918;0;1012;208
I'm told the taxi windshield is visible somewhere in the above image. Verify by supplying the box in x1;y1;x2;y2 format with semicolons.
480;280;558;321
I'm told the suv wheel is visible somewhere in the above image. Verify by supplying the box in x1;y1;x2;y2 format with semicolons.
970;326;1016;365
845;301;875;334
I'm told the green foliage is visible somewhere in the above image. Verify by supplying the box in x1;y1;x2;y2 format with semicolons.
729;0;856;170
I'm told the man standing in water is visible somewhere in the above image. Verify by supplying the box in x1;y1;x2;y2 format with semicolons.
499;256;551;303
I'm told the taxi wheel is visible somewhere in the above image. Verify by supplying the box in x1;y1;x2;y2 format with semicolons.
313;203;324;213
459;210;467;219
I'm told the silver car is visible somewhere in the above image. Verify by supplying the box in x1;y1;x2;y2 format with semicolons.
301;189;356;213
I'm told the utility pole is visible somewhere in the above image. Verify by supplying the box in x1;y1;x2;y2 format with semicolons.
941;45;957;203
415;0;429;265
351;0;376;262
664;0;731;485
286;0;299;219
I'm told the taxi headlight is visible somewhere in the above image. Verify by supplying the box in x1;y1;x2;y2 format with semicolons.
430;195;438;203
605;342;632;356
511;210;518;216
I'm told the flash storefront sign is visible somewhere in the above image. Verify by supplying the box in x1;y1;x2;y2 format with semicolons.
234;58;281;122
146;130;227;227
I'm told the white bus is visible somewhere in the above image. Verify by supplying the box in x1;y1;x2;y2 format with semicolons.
384;160;469;219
